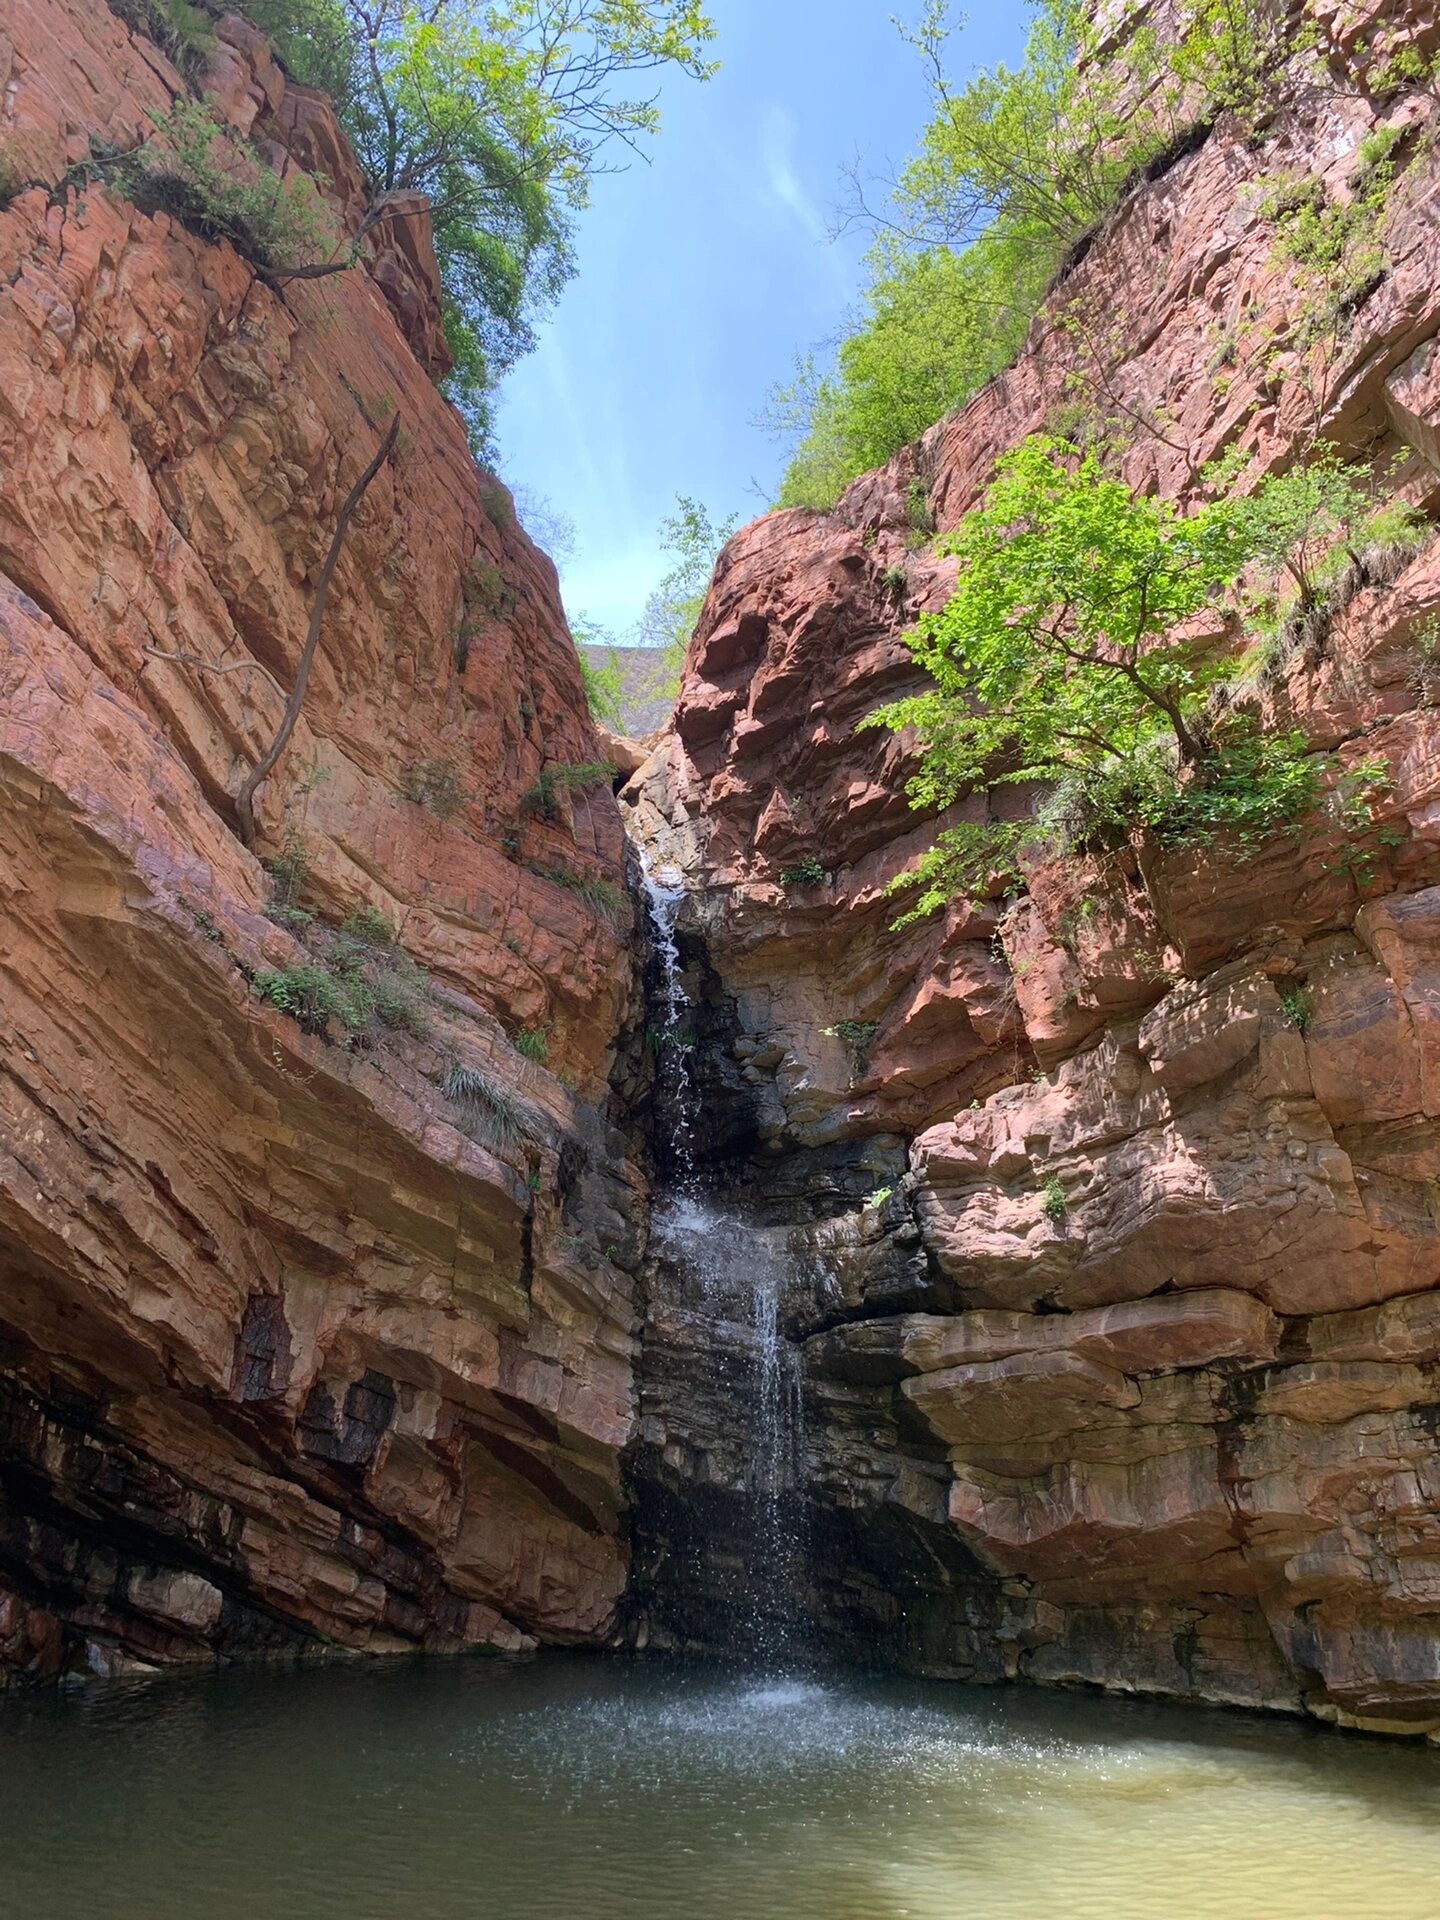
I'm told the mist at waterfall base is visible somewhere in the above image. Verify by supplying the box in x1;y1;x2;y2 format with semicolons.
6;1655;1440;1920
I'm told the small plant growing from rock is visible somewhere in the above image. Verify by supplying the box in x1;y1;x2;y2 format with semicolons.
881;563;909;595
1278;984;1315;1033
122;101;333;273
524;859;625;922
401;757;465;820
254;963;357;1037
779;857;828;889
906;476;936;538
111;0;215;81
515;1024;551;1063
522;761;615;820
865;1184;894;1211
254;919;430;1045
1040;1175;1067;1224
341;906;394;945
441;1059;536;1151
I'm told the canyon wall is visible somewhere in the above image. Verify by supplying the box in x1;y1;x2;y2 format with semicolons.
628;4;1440;1733
0;2;643;1677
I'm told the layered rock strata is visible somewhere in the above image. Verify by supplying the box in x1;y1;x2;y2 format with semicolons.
629;7;1440;1731
0;3;640;1676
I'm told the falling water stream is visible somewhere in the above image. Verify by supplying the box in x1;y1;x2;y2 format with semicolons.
641;857;808;1664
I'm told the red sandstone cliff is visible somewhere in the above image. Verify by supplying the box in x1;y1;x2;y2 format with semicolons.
0;3;641;1676
629;4;1440;1731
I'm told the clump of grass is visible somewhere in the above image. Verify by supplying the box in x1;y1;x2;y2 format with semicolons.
254;963;358;1037
265;902;316;933
254;924;430;1044
514;1024;550;1063
522;761;615;820
1040;1175;1067;1223
441;1059;535;1151
265;823;312;905
111;0;215;80
342;905;394;945
524;860;625;921
401;757;465;821
905;476;936;545
881;563;908;594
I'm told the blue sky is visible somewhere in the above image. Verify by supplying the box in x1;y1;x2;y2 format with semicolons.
492;1;1029;637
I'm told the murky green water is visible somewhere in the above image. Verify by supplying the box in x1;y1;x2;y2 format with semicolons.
2;1656;1438;1919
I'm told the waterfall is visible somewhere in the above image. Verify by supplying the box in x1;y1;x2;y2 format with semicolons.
639;855;697;1191
638;856;808;1667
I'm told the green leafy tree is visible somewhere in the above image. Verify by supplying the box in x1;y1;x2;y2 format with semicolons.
638;494;738;688
571;618;625;726
228;0;717;450
863;438;1350;918
768;0;1303;508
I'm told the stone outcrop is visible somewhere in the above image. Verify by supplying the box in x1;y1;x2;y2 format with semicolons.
628;6;1440;1732
0;2;641;1677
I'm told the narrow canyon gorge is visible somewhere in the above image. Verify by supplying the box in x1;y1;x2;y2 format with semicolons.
9;0;1440;1750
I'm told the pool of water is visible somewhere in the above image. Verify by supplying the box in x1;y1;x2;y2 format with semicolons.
2;1656;1438;1919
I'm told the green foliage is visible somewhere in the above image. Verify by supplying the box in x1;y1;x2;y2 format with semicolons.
576;638;625;726
1278;984;1315;1033
824;1018;880;1073
110;0;216;80
228;1;716;454
779;856;828;889
906;477;935;535
869;438;1417;923
1040;1174;1067;1222
865;1184;894;1210
401;757;466;820
525;860;625;921
636;496;738;689
123;100;333;271
1151;723;1323;855
881;563;909;594
441;1057;536;1150
865;437;1250;802
522;760;614;818
466;558;510;616
515;1024;550;1063
1164;0;1309;115
768;0;1308;506
265;824;313;906
254;963;356;1035
1213;451;1427;624
255;919;430;1043
341;905;394;944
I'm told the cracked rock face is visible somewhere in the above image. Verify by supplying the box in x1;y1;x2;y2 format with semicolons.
0;0;641;1677
628;4;1440;1732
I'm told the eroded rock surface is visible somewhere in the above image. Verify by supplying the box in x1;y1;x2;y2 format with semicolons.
0;2;640;1676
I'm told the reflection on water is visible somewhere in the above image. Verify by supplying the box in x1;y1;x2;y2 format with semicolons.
2;1656;1439;1920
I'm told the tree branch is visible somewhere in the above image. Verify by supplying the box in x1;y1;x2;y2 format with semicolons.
233;414;400;848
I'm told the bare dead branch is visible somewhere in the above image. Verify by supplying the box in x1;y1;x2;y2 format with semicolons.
233;414;401;848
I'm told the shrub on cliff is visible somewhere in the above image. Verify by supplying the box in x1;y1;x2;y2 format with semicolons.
124;100;334;270
866;437;1409;920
